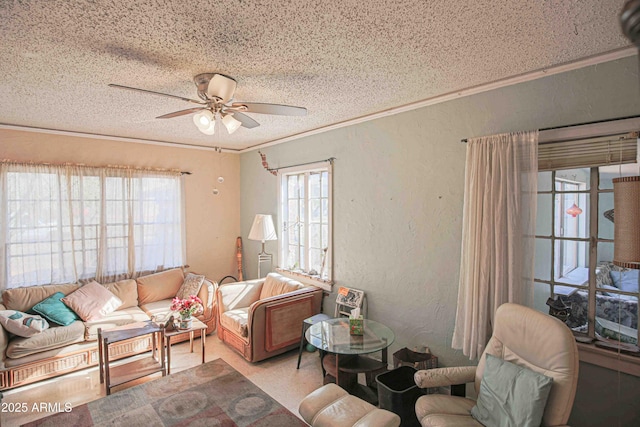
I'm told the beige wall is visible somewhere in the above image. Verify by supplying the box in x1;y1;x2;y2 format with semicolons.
0;129;240;282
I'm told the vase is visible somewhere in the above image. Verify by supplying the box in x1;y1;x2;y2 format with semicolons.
178;314;193;330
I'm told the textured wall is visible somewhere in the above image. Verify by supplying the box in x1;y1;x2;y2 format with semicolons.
240;56;640;371
0;130;241;282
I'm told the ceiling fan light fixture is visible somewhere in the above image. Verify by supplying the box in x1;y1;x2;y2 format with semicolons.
222;114;242;134
193;110;214;129
200;121;216;135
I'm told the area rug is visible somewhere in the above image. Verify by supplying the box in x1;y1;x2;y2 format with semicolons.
23;358;306;427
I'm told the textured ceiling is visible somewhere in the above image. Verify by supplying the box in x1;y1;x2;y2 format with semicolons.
0;0;633;151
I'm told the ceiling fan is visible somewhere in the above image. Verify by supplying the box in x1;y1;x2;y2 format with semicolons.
109;73;307;135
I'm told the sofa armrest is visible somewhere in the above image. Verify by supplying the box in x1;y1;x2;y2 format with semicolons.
414;366;476;389
247;287;323;358
216;279;264;313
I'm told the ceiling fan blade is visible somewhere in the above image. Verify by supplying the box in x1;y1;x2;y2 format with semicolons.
231;112;260;129
156;107;206;119
231;102;307;116
108;84;205;105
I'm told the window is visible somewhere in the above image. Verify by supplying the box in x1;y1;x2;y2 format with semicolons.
1;162;184;289
534;161;640;347
278;161;332;285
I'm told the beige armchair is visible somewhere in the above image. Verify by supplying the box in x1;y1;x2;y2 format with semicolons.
216;272;323;362
414;303;579;427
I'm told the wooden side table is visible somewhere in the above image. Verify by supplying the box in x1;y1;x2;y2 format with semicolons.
98;321;165;395
164;317;207;374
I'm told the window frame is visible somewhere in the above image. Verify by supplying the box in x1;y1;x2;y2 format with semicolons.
277;161;333;290
535;166;640;369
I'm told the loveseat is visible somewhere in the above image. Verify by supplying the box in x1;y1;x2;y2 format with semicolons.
216;272;323;362
0;268;216;390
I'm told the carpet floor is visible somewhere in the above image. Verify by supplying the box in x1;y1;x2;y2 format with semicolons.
22;358;307;427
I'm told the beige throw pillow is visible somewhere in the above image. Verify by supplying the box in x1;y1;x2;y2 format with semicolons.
176;273;205;299
62;281;123;322
0;310;49;337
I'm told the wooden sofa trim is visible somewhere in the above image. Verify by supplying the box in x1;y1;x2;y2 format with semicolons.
265;297;314;352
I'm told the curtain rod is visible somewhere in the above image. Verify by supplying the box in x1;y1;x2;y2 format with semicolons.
268;157;336;172
459;114;640;143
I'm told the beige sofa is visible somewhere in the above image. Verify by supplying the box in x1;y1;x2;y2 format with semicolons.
0;268;217;390
216;272;323;362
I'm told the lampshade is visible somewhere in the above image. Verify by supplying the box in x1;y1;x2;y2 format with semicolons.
248;214;277;242
222;114;242;134
613;176;640;269
193;110;214;129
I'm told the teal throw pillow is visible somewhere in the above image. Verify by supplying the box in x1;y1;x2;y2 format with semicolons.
471;354;553;427
31;292;80;326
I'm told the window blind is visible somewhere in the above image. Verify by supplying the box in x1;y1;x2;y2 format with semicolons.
538;132;638;171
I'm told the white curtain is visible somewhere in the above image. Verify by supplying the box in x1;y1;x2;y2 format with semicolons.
452;131;538;359
0;162;184;289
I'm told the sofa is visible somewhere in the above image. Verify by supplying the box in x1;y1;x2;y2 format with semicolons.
216;272;323;362
0;268;217;390
561;263;638;343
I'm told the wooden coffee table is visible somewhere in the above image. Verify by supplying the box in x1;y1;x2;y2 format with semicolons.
164;317;207;374
98;321;165;395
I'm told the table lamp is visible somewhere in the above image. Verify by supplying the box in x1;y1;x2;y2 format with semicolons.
248;214;277;278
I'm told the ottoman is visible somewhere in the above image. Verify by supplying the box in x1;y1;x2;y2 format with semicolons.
299;383;400;427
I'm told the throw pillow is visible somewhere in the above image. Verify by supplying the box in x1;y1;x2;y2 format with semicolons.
471;354;553;427
175;273;205;300
31;292;81;326
62;281;123;322
0;310;49;337
610;268;639;293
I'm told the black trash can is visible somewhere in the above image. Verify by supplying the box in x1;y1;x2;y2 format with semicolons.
376;366;425;427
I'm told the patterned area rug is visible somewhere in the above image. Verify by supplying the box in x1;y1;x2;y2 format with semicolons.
23;358;306;427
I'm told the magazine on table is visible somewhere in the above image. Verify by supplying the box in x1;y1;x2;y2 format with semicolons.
336;287;364;309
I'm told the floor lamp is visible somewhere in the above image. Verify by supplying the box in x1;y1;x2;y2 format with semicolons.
248;214;277;279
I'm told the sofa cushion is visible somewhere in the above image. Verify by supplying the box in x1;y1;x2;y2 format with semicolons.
83;306;150;341
259;273;304;299
176;273;205;299
103;279;138;309
137;268;184;305
0;310;49;337
220;308;250;337
3;283;79;313
62;281;123;321
6;321;85;359
139;299;174;319
31;292;81;326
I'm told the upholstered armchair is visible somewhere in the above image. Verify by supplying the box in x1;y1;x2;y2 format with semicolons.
216;272;323;362
414;303;579;427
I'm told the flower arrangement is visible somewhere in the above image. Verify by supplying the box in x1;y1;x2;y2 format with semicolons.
170;295;203;319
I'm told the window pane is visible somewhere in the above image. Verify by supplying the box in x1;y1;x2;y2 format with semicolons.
533;281;551;314
309;248;322;273
310;224;321;248
310;199;321;223
598;192;614;240
534;238;551;281
599;163;639;190
595;291;638;345
288;175;298;198
536;193;552;236
309;173;320;198
553;193;588;238
597;241;614;265
555;168;590;190
554;239;588;283
321;171;329;197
